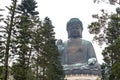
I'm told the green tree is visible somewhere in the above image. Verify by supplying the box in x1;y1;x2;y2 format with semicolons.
0;9;4;21
17;0;39;16
41;17;64;80
88;7;120;80
31;19;46;80
0;66;3;80
0;8;4;80
11;0;39;80
12;15;34;80
0;0;18;80
1;0;64;80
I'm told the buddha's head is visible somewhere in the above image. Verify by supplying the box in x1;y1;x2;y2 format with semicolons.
67;18;83;39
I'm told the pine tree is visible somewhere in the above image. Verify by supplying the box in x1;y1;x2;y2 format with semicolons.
17;0;39;16
0;8;4;80
31;19;45;80
31;17;64;80
0;9;4;21
12;15;33;80
0;9;4;64
0;0;18;80
41;17;64;80
11;0;39;80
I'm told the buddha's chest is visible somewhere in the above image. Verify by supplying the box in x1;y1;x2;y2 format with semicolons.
64;40;88;64
66;40;83;54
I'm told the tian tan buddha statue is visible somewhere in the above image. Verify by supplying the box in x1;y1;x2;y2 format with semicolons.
57;18;101;75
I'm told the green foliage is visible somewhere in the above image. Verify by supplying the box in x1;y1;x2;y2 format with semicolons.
12;17;31;79
109;38;120;80
101;63;107;80
12;63;27;80
11;0;38;80
88;9;109;45
0;66;3;80
112;62;120;80
0;9;4;65
1;0;18;80
17;0;39;16
40;17;64;80
93;0;120;5
1;0;64;80
0;9;4;21
106;14;120;44
88;7;120;80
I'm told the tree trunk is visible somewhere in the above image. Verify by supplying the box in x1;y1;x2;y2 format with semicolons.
3;0;17;80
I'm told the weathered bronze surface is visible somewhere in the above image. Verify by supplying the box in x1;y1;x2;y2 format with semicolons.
57;18;101;75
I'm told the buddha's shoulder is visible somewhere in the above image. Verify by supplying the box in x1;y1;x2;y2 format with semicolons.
81;39;91;45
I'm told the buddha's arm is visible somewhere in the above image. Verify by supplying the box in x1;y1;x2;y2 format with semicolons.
87;42;98;65
87;42;96;58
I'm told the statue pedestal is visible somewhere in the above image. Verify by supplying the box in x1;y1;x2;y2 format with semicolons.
64;68;101;80
65;74;101;80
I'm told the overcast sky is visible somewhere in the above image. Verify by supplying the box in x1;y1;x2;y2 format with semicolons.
36;0;117;64
0;0;117;64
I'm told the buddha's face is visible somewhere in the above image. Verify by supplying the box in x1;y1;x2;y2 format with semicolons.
67;23;82;38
